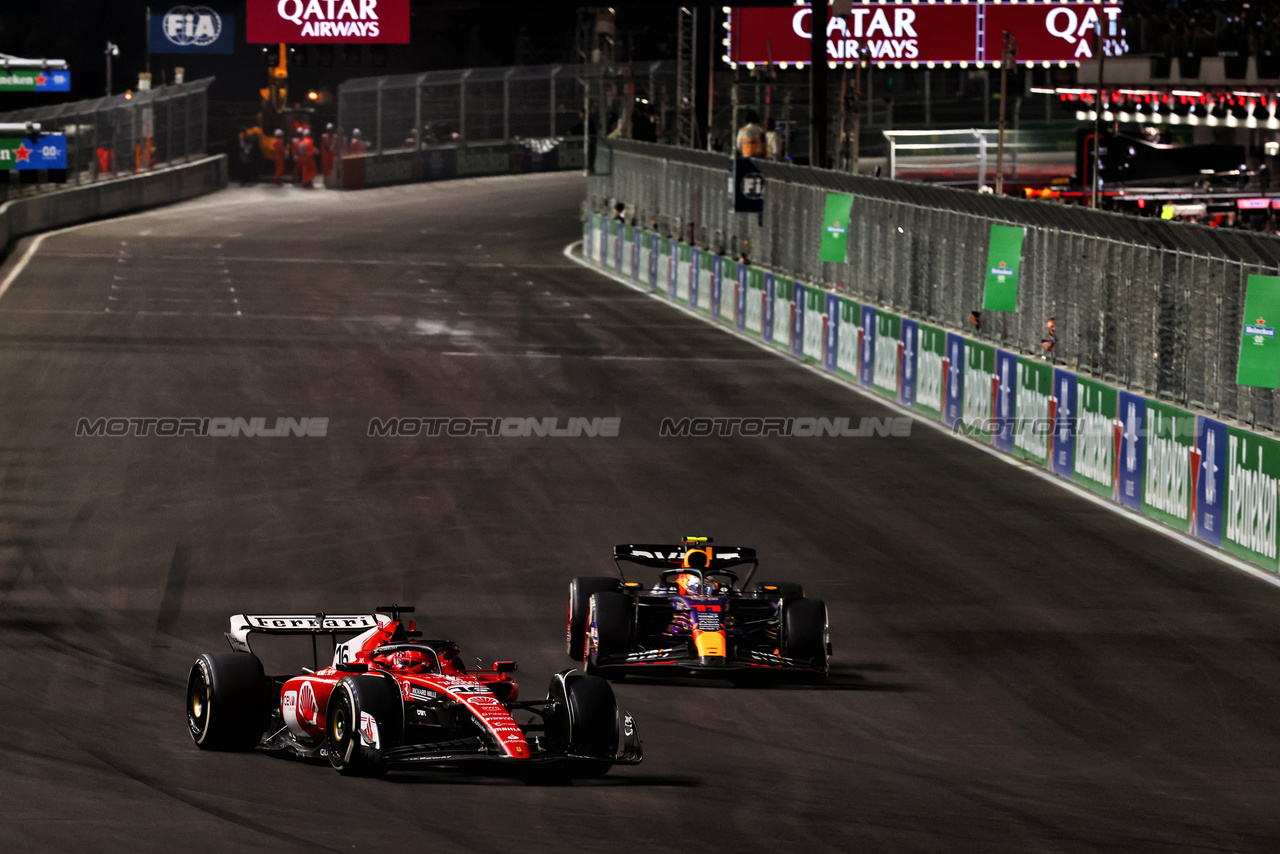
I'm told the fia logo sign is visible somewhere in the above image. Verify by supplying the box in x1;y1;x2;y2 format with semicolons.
163;6;223;47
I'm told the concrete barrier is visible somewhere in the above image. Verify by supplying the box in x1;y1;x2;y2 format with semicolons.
336;138;584;190
0;155;227;251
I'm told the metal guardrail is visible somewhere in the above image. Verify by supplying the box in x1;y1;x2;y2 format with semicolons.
0;78;212;199
587;138;1280;431
336;62;677;153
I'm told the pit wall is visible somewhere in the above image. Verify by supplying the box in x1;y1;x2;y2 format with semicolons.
336;138;585;190
0;156;227;251
583;214;1276;573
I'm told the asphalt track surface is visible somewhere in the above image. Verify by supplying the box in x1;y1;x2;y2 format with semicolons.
4;173;1280;853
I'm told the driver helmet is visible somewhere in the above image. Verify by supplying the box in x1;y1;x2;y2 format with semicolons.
387;649;433;674
674;572;702;596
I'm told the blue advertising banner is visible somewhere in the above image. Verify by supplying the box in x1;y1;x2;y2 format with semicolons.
632;229;642;281
711;255;723;321
1117;390;1146;510
690;247;701;308
944;332;966;428
1050;368;1077;478
1194;415;1227;547
420;147;456;180
762;273;775;344
992;349;1017;453
792;283;806;357
649;234;660;292
824;293;841;373
900;318;919;406
150;6;236;54
735;263;748;330
41;69;70;92
859;305;876;388
4;135;68;169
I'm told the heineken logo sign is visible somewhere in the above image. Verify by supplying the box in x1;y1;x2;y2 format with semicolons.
1238;276;1280;388
0;69;71;92
0;136;67;170
1246;318;1275;342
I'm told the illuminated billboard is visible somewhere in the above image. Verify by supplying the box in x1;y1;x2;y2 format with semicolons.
246;0;410;43
728;3;1122;68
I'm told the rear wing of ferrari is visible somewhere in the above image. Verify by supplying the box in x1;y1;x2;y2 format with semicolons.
224;613;388;654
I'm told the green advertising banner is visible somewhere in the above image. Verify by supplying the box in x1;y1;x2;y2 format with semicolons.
915;323;947;422
1140;400;1194;530
835;296;860;379
656;235;672;290
675;242;692;303
801;285;826;363
961;341;996;439
820;193;853;263
771;277;793;350
982;225;1024;312
871;311;901;399
1223;426;1280;569
1072;376;1117;499
1012;356;1053;466
1237;274;1280;388
695;250;714;312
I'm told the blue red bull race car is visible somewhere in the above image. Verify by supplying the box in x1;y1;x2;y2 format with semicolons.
566;538;830;681
187;605;641;779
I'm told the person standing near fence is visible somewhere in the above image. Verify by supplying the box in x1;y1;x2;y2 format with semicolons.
270;129;286;185
321;123;337;178
350;128;367;154
764;117;783;161
736;109;765;158
298;129;317;188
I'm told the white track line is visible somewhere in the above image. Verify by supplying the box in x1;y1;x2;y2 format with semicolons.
564;240;1280;593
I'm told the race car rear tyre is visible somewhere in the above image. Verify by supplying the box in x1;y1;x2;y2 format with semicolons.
780;597;829;679
567;576;621;660
187;652;271;751
327;675;401;777
587;591;634;674
754;581;804;601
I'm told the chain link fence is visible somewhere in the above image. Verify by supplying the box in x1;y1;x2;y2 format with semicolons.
588;138;1280;431
0;78;212;200
337;62;677;153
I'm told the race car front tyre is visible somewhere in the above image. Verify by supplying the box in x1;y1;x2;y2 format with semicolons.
567;576;621;660
327;675;400;777
563;672;620;777
780;597;829;678
753;581;804;601
187;652;271;751
587;591;634;673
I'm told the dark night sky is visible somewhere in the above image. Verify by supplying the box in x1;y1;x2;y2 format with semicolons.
0;1;680;107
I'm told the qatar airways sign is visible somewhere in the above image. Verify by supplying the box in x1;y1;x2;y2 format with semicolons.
246;0;410;43
729;3;1122;66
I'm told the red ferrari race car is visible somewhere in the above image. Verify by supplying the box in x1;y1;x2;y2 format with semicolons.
566;538;830;681
187;605;641;778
